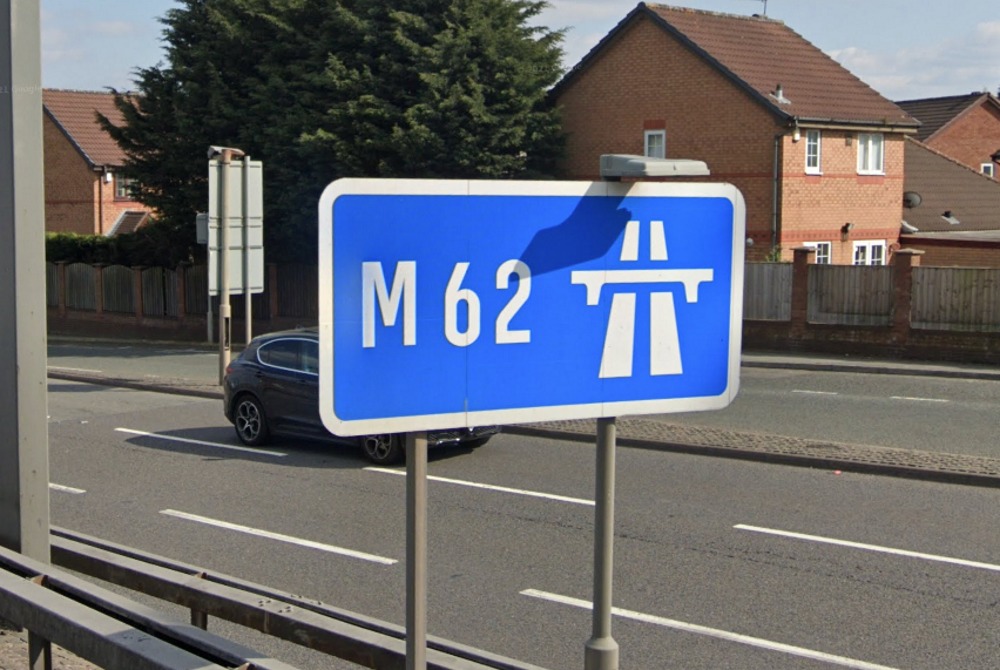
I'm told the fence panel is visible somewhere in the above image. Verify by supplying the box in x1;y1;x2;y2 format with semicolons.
141;267;180;317
65;263;97;311
743;262;792;321
276;264;318;320
102;265;134;314
46;262;58;307
808;265;893;326
912;267;1000;332
185;264;208;315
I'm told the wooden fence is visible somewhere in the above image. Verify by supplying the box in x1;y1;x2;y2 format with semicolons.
47;258;1000;345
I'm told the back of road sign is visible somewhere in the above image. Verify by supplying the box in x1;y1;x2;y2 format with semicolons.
319;179;745;436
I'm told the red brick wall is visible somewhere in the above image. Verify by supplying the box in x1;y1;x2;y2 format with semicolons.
44;114;98;234
44;114;149;235
780;131;904;264
553;15;906;264
908;239;1000;268
926;102;1000;176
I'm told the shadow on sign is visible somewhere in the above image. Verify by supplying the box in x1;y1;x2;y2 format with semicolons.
518;195;630;277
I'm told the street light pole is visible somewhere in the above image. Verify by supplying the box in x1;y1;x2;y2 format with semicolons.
211;146;244;384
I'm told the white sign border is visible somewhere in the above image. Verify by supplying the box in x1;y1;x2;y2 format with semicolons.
319;178;745;436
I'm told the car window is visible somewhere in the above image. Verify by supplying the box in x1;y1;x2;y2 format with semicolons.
258;340;300;371
302;341;318;374
256;338;318;375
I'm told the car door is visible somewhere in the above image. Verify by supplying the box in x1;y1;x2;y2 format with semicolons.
257;338;321;436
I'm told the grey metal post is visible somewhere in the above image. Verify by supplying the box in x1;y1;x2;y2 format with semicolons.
406;431;428;670
585;417;619;670
242;155;252;346
214;147;243;383
0;0;51;562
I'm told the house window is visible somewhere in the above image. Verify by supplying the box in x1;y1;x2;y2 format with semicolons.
803;241;831;264
853;241;886;266
115;175;135;200
805;130;821;174
644;130;665;159
982;163;995;178
856;133;884;175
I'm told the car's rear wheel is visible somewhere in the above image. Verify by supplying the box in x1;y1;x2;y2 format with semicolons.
233;394;270;446
362;434;403;465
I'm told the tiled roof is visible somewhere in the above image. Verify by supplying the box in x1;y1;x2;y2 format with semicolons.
901;137;1000;234
895;93;993;142
555;3;918;130
43;89;127;168
896;93;989;142
109;210;150;236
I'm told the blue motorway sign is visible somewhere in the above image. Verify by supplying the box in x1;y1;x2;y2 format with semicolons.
319;179;745;436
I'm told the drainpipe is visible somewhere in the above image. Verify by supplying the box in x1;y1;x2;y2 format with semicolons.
98;167;106;234
771;134;781;253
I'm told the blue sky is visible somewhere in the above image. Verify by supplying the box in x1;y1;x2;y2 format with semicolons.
41;0;1000;101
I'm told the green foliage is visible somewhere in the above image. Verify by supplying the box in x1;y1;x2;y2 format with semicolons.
46;220;205;268
99;0;565;263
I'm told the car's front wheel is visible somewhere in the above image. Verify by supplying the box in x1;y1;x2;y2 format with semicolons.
233;394;270;446
362;434;403;465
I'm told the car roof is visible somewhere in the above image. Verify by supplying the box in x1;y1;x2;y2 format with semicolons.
251;328;318;344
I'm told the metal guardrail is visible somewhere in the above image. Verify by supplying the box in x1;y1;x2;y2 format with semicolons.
0;541;294;670
0;527;548;670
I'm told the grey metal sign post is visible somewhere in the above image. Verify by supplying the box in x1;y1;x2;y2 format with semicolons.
0;0;50;563
584;417;619;669
207;149;263;380
209;146;244;383
406;432;429;670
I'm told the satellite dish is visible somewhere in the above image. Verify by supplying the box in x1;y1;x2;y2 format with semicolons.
903;191;922;208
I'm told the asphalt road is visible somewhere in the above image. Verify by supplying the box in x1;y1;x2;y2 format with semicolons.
47;339;1000;460
46;380;1000;669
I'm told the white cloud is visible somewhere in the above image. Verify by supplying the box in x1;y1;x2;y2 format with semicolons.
829;22;1000;101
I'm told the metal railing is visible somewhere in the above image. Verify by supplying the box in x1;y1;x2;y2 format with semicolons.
1;527;547;670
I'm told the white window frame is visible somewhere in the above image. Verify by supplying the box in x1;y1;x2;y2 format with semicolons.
853;240;886;266
856;133;884;175
644;130;665;159
982;163;995;178
803;241;831;264
805;130;821;174
115;175;135;200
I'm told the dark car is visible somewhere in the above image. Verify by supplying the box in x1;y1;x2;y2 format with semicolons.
223;328;498;464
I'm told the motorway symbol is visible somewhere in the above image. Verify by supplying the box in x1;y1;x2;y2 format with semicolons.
319;179;745;436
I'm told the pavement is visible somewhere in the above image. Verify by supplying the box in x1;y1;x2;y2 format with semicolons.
44;337;1000;488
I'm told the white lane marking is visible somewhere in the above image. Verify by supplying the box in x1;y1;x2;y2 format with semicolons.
521;589;899;670
160;509;396;565
792;389;838;396
735;525;1000;573
889;396;949;403
48;366;104;374
49;483;86;494
365;467;594;506
115;428;287;458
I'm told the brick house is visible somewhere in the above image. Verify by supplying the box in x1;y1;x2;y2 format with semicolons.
900;137;1000;267
550;3;920;264
896;92;1000;180
43;89;151;236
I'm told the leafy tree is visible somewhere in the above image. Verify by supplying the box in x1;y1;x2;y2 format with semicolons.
100;0;564;265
